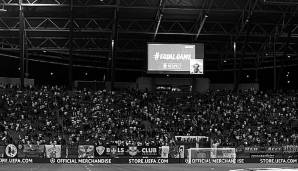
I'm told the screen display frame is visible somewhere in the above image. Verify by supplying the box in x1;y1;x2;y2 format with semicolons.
147;43;204;75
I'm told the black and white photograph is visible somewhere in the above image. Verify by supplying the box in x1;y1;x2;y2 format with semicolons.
190;59;204;74
0;0;297;171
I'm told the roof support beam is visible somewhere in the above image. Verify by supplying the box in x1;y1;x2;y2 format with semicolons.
153;0;166;41
194;0;213;41
2;52;298;72
195;14;208;41
264;0;298;5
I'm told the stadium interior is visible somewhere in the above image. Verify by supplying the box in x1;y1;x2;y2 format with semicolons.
0;0;297;171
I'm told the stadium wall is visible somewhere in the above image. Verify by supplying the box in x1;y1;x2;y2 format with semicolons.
74;81;136;90
210;83;259;91
111;81;137;90
0;143;297;164
75;78;258;92
0;77;34;87
136;77;153;91
136;77;210;93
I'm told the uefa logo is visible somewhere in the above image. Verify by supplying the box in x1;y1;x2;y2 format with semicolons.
50;158;56;164
5;144;17;158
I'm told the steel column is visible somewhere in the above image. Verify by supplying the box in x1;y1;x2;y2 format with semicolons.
68;0;73;90
273;27;277;91
233;41;238;92
110;0;119;90
19;0;25;89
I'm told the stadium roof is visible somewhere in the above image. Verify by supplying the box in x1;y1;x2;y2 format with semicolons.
0;0;297;85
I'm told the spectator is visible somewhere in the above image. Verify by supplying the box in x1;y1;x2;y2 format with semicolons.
0;86;296;147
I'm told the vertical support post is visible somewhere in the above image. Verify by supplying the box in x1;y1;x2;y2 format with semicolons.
24;26;29;79
68;0;73;90
25;46;29;78
110;0;119;91
273;27;277;91
233;41;238;92
255;55;259;83
19;0;25;89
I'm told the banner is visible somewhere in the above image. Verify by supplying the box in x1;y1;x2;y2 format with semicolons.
105;146;125;157
127;146;138;157
283;145;298;153
2;144;296;160
78;145;94;158
45;145;61;158
66;145;78;158
0;158;297;164
95;146;123;157
94;146;159;158
175;136;208;148
61;145;67;158
247;146;283;158
22;145;44;158
17;145;25;158
237;146;297;158
95;146;106;157
243;146;283;153
169;145;184;158
140;147;159;156
161;146;169;158
283;145;298;158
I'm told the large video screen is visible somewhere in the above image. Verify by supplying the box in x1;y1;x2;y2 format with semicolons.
147;43;204;74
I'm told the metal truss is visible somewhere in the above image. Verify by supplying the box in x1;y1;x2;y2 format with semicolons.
0;0;292;12
0;0;297;72
1;35;295;61
0;0;116;7
1;17;295;37
0;17;298;37
1;16;295;36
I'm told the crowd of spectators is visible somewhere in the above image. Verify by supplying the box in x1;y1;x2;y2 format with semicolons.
0;86;297;148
